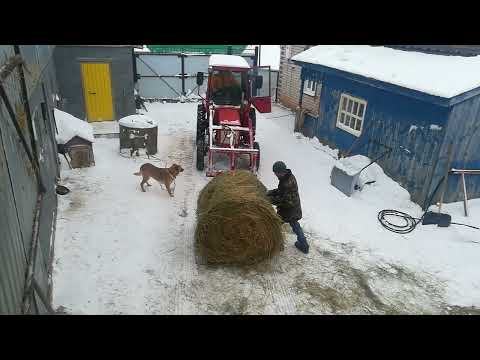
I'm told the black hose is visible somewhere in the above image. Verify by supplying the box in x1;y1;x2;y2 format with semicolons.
377;210;421;234
378;177;444;234
450;222;480;230
378;176;479;233
377;210;480;233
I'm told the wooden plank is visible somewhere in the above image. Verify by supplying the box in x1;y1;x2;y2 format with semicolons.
438;143;453;213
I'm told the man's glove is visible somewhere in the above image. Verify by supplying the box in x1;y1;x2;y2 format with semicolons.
266;189;279;205
267;189;278;197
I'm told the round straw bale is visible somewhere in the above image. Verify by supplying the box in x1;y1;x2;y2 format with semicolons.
195;170;284;265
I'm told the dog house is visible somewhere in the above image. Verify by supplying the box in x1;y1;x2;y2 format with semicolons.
61;137;95;168
54;108;95;168
119;114;158;156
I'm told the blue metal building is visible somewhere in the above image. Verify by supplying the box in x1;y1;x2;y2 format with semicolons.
292;46;480;206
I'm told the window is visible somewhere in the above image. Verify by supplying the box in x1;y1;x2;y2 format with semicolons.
210;70;243;106
336;94;367;137
303;79;319;97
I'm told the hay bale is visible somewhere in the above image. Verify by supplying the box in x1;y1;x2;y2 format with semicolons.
195;170;285;265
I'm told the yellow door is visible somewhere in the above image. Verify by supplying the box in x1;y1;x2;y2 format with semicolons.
80;62;114;122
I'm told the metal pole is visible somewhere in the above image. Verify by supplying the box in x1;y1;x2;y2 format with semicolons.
462;173;469;217
258;45;261;66
22;193;43;314
132;49;138;83
268;66;271;97
33;277;55;314
252;47;259;97
180;54;186;97
275;70;280;103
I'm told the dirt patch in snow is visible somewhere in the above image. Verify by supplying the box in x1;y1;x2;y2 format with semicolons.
183;231;449;315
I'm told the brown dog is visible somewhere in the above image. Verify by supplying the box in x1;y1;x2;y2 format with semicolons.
134;163;184;197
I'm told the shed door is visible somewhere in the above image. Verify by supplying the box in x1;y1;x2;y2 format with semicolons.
80;62;114;121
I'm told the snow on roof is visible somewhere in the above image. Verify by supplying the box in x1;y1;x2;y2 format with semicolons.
54;108;94;145
209;54;250;69
291;45;480;98
118;114;158;129
134;45;151;53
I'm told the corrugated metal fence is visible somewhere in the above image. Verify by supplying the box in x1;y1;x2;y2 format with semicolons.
135;52;279;102
0;45;59;314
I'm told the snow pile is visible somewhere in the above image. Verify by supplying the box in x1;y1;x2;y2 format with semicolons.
334;155;371;176
54;108;94;145
295;135;339;159
334;155;389;186
209;55;250;69
118;114;158;129
291;45;480;98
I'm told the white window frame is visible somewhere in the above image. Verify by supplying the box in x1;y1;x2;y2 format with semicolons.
336;93;367;137
303;79;319;97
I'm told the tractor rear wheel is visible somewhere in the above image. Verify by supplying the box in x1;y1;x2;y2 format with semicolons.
254;141;260;171
197;104;206;143
196;136;205;171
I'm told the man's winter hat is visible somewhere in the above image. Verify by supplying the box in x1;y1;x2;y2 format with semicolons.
272;161;287;173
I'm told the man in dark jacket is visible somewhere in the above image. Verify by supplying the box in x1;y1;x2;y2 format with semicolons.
267;161;309;254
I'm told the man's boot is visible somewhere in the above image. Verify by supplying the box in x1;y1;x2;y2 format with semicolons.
295;241;309;254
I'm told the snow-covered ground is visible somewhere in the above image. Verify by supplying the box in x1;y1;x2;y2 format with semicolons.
52;103;480;314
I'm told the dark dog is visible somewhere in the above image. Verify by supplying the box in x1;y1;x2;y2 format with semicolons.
134;163;184;197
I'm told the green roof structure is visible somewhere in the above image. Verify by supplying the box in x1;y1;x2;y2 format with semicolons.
146;45;248;54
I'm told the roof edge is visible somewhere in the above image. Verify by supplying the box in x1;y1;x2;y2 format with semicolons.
293;60;479;107
57;45;142;48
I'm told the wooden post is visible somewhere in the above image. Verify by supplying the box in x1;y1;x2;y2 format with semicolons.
294;77;305;133
438;143;453;213
461;173;469;217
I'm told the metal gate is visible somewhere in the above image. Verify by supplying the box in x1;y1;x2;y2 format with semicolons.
135;50;279;102
0;45;59;314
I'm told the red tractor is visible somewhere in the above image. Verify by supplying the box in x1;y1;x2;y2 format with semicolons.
195;55;271;176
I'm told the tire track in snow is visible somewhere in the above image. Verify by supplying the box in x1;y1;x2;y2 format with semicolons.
265;250;299;314
140;131;194;314
169;132;197;314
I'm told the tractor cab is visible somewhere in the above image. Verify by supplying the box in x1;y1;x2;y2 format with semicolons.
195;55;272;176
